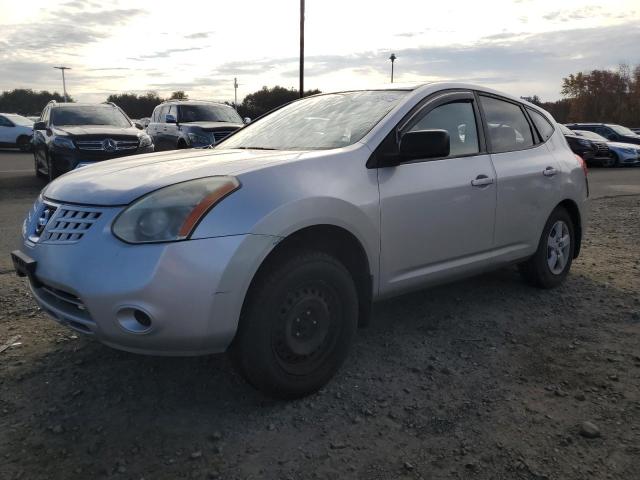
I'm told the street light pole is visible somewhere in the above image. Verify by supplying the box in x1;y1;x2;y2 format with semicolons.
234;77;238;110
389;53;396;83
53;66;71;102
299;0;305;98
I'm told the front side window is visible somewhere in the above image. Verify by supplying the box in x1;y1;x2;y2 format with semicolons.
0;115;12;127
51;106;131;127
527;108;555;142
179;104;242;124
220;90;408;151
480;96;534;153
408;101;479;157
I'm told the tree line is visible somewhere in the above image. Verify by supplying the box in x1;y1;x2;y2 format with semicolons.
523;64;640;126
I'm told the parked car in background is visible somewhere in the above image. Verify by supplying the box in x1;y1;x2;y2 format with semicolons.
631;127;640;135
27;116;40;123
138;117;150;129
566;123;640;145
32;101;154;181
558;124;613;166
573;130;640;167
147;100;244;151
13;83;588;398
0;113;34;151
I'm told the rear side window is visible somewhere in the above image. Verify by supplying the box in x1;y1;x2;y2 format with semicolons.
527;108;555;142
480;96;534;153
408;101;479;157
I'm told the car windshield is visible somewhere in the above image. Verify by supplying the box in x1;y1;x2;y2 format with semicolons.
609;124;638;136
179;104;242;123
6;114;33;126
575;130;607;142
219;90;409;150
51;106;131;127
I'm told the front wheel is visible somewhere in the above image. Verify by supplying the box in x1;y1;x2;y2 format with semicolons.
519;207;574;289
230;250;358;399
17;136;32;152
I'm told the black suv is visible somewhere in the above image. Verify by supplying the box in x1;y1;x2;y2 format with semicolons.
557;124;613;166
33;101;154;181
147;100;245;151
565;123;640;145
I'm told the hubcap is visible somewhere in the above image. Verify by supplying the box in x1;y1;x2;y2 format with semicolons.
546;220;570;275
272;283;339;375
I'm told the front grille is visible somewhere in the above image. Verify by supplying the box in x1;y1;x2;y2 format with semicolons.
211;130;236;143
40;205;102;244
75;139;139;151
33;280;95;334
594;142;610;155
40;284;87;312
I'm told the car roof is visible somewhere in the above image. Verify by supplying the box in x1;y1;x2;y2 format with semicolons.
161;100;231;107
52;103;116;108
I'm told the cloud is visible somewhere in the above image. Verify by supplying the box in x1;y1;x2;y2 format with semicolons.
184;31;214;39
135;47;206;59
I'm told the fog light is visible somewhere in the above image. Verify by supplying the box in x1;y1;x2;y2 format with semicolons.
116;307;153;333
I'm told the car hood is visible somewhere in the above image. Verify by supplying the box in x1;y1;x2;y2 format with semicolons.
608;141;640;150
181;121;243;130
43;148;302;206
52;125;140;137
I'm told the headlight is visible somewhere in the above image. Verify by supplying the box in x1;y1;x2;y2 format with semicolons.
138;133;152;148
187;132;213;146
112;176;240;244
53;136;75;149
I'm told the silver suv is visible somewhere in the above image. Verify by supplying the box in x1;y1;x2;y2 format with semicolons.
12;83;588;398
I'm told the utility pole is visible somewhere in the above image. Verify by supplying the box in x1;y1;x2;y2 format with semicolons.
299;0;305;98
54;66;71;102
234;77;238;110
389;54;396;83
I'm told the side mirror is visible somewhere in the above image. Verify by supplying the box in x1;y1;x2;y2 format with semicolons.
399;129;450;161
165;114;176;124
134;122;143;130
33;121;46;130
243;117;251;124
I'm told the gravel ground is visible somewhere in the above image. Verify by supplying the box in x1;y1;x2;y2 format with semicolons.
1;185;639;479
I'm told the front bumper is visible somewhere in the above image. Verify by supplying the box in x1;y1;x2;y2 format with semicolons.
17;205;279;355
52;145;155;173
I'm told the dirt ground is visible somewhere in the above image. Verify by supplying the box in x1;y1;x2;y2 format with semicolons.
1;188;639;479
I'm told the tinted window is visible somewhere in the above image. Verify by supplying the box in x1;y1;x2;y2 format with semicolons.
527;108;554;141
480;96;534;153
151;107;159;123
409;101;479;157
0;116;12;127
179;104;242;123
51;106;130;127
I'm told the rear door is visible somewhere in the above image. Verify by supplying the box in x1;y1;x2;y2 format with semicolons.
378;91;497;296
478;94;562;255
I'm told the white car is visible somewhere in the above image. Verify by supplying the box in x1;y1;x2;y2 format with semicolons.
0;113;34;151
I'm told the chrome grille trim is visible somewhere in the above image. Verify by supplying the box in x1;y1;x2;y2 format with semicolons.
75;139;139;151
211;130;235;143
40;205;103;244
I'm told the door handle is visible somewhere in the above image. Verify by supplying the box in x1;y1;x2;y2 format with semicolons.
471;175;494;187
543;166;557;177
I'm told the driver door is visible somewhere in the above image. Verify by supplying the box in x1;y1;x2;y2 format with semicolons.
377;91;497;296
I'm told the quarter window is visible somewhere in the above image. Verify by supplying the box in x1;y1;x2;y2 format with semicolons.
480;96;534;153
408;101;479;157
527;108;555;142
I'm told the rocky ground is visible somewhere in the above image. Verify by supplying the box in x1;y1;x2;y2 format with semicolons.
1;194;639;480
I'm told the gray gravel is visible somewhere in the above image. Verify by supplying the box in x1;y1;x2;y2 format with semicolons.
1;151;639;479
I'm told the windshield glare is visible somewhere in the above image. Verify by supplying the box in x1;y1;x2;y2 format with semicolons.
576;130;607;141
218;90;409;150
179;104;242;123
609;124;637;136
51;106;131;127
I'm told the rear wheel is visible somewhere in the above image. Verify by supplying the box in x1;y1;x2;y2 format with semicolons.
231;250;358;398
519;207;574;289
17;136;32;152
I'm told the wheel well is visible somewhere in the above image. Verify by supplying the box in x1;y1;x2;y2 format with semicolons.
16;134;30;142
177;138;187;148
557;199;582;258
249;225;373;327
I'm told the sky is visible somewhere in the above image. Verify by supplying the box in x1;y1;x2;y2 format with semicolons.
1;0;639;103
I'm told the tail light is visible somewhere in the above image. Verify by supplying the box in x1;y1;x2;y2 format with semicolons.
575;154;588;176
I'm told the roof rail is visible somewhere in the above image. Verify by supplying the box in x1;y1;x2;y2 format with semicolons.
46;100;57;106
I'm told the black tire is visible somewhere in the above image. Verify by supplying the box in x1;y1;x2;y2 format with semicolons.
34;155;45;179
519;207;574;289
601;154;615;168
17;136;32;152
610;152;621;168
231;250;358;399
47;154;61;182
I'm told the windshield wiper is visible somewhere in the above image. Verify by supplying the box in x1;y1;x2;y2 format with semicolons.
236;146;278;150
